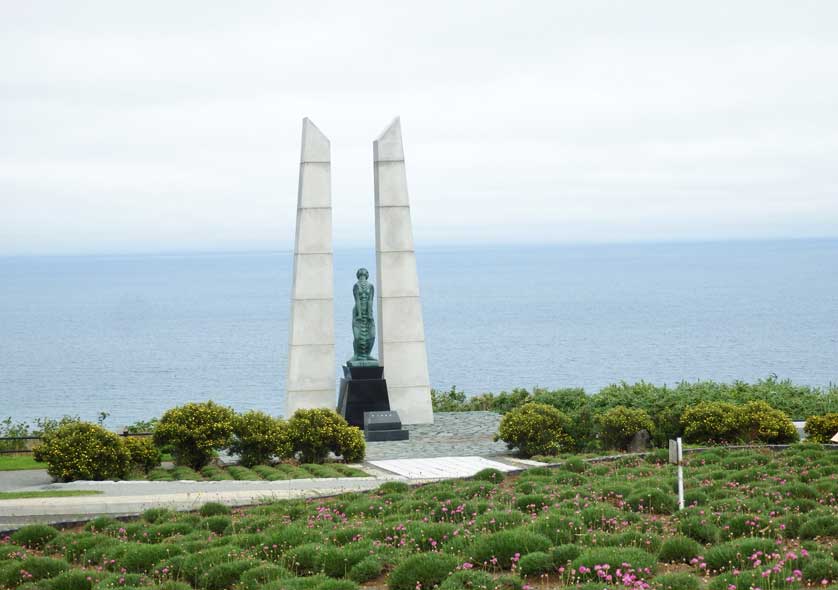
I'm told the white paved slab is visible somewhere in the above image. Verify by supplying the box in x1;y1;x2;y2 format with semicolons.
369;456;517;479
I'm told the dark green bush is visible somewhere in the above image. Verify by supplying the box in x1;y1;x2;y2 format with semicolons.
229;410;291;467
571;547;656;578
0;556;69;586
598;406;654;450
286;409;366;464
240;563;292;590
803;558;838;584
46;569;101;590
153;401;236;470
626;488;678;514
123;436;161;473
286;543;325;575
199;502;231;517
347;556;384;583
121;544;182;573
201;515;232;535
737;401;798;443
387;553;459;590
658;535;702;563
495;403;574;457
378;481;410;494
472;468;506;483
10;524;59;549
653;572;701;590
439;570;498;590
550;544;582;565
677;516;720;544
516;551;554;575
681;401;741;443
199;559;257;590
33;422;130;481
471;529;551;569
800;515;838;539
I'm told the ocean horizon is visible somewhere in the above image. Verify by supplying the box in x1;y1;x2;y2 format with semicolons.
1;238;836;427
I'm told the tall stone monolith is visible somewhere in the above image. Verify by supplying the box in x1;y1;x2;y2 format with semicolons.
285;118;335;416
373;118;434;424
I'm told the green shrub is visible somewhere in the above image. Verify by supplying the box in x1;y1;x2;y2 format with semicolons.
240;563;292;590
47;569;101;590
33;422;130;481
471;529;551;569
799;514;838;539
561;458;588;473
199;559;257;590
677;516;720;544
387;553;459;590
652;572;701;590
201;515;232;535
681;402;741;443
626;488;678;514
0;556;69;586
199;502;231;517
10;524;59;549
571;547;656;577
153;401;236;470
285;409;366;464
658;536;701;563
285;543;325;575
121;544;182;573
439;570;498;590
598;406;654;450
123;436;161;473
516;551;554;575
378;481;410;494
472;468;506;483
142;508;174;524
229;411;291;467
550;544;582;565
495;403;574;458
737;401;798;443
347;556;383;583
704;538;775;573
803;558;838;584
804;413;838;443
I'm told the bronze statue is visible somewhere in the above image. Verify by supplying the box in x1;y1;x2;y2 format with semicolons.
348;268;379;366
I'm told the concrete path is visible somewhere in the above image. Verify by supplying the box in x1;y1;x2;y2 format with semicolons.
0;469;51;492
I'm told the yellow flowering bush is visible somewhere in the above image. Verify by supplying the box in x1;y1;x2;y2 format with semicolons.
804;412;838;443
153;401;235;469
286;408;366;463
682;400;798;444
33;422;130;481
738;400;798;443
229;410;291;467
681;401;741;444
598;405;655;450
123;436;162;473
495;402;574;457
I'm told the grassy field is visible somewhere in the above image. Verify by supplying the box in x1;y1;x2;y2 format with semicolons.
1;445;837;589
0;455;45;471
0;490;102;500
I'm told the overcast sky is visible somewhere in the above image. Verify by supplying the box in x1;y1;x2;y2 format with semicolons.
2;1;837;255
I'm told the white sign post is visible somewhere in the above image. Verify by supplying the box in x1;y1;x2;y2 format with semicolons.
831;431;838;443
669;438;685;510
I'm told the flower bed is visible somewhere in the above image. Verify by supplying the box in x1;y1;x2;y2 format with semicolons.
1;445;837;589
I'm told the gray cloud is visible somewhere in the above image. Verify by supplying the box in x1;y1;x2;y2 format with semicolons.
1;0;837;254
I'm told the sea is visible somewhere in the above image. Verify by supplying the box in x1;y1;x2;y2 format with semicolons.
1;239;836;427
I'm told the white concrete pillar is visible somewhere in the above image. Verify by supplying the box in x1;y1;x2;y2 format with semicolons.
373;118;434;424
285;118;335;416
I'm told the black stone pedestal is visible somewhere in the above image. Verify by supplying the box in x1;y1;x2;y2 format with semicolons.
337;365;391;429
364;410;409;441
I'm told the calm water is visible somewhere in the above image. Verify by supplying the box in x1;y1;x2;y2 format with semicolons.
1;240;836;426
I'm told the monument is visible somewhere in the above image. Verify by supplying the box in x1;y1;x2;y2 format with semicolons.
374;118;434;424
283;117;433;426
285;119;336;415
336;269;409;441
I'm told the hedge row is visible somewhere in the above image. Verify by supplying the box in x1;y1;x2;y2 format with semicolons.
34;405;365;482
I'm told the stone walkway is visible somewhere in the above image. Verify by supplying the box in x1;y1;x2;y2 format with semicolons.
365;411;507;459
